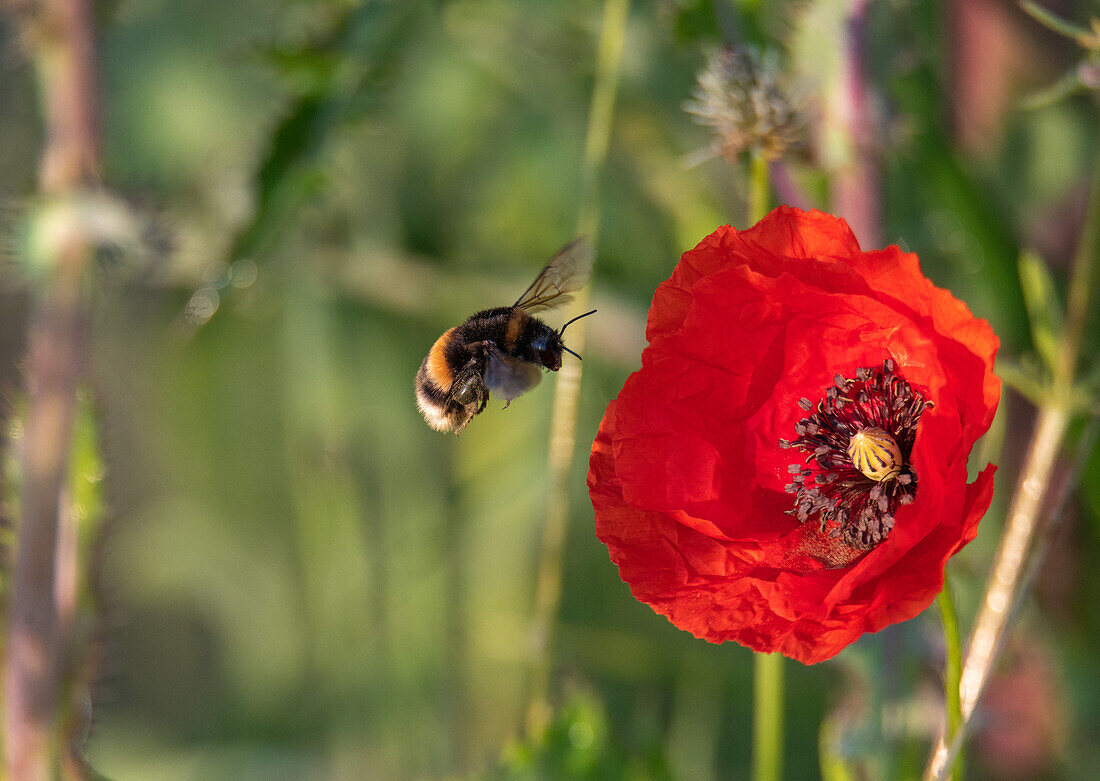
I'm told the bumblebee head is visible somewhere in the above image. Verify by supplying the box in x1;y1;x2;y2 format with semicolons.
548;309;597;369
543;339;564;371
530;330;564;371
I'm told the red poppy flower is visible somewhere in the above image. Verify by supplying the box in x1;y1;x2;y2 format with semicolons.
588;207;1000;664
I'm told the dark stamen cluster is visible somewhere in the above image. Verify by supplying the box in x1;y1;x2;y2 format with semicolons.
778;359;932;550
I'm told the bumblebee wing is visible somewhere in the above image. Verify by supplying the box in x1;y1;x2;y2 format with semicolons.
512;237;594;313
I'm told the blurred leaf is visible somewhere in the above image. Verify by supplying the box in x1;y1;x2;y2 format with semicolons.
1083;430;1100;530
997;357;1049;406
490;693;672;781
664;0;720;44
229;0;420;263
254;47;342;95
0;403;24;603
887;64;1031;349
1018;249;1065;375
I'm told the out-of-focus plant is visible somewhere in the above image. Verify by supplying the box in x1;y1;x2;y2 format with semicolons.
684;46;806;165
1019;1;1100;109
525;0;630;741
0;0;112;778
926;4;1100;778
681;34;812;781
3;0;1099;778
494;692;672;780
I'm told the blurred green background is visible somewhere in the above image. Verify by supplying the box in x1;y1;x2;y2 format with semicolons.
2;0;1100;779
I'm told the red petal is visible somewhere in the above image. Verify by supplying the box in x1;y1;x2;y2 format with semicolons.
589;208;1001;664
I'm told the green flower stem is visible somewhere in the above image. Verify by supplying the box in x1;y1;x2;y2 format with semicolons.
525;0;630;738
937;580;963;781
748;151;783;781
1020;1;1099;47
1056;151;1100;389
750;152;771;224
753;652;784;781
927;129;1100;781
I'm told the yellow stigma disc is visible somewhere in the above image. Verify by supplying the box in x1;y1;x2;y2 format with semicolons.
847;428;903;482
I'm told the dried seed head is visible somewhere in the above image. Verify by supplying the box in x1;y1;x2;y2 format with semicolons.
685;46;805;162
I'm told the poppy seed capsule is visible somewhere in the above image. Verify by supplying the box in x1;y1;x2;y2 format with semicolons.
847;428;904;482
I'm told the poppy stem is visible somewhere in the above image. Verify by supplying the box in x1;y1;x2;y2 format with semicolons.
936;579;963;781
747;147;781;781
752;652;784;781
749;152;771;225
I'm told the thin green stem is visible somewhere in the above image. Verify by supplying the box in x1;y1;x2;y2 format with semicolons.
1019;1;1099;48
927;106;1100;781
749;153;771;224
937;581;963;781
753;652;784;781
525;0;630;738
1056;151;1100;389
747;148;782;781
576;0;631;238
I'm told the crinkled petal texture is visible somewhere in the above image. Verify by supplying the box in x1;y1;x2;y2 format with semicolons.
589;207;1000;664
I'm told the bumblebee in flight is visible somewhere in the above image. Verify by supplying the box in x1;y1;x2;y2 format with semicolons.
415;239;596;434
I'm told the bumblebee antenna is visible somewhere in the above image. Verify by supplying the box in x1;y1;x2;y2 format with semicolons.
558;309;597;336
562;346;582;361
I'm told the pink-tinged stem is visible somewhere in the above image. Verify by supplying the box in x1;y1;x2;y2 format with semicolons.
3;1;101;779
833;0;881;249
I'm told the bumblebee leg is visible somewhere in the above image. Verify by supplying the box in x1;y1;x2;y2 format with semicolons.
463;344;492;415
448;349;490;433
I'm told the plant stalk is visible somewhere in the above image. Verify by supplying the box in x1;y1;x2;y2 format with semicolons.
750;153;770;225
926;124;1100;781
925;403;1069;781
3;1;102;779
525;0;630;737
753;651;784;781
936;580;963;781
747;151;784;781
833;0;880;248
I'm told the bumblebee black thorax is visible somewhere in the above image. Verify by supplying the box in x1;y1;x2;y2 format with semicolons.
454;307;558;367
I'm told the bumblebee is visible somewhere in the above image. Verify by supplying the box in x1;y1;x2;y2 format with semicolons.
416;239;596;434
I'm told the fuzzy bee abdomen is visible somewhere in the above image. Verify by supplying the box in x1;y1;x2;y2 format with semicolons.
416;359;470;432
415;328;472;432
425;327;456;387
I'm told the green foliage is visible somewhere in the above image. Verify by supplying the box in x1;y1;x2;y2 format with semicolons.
1018;249;1065;376
491;694;672;781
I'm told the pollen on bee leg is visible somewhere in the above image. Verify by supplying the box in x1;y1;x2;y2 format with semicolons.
780;359;930;551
